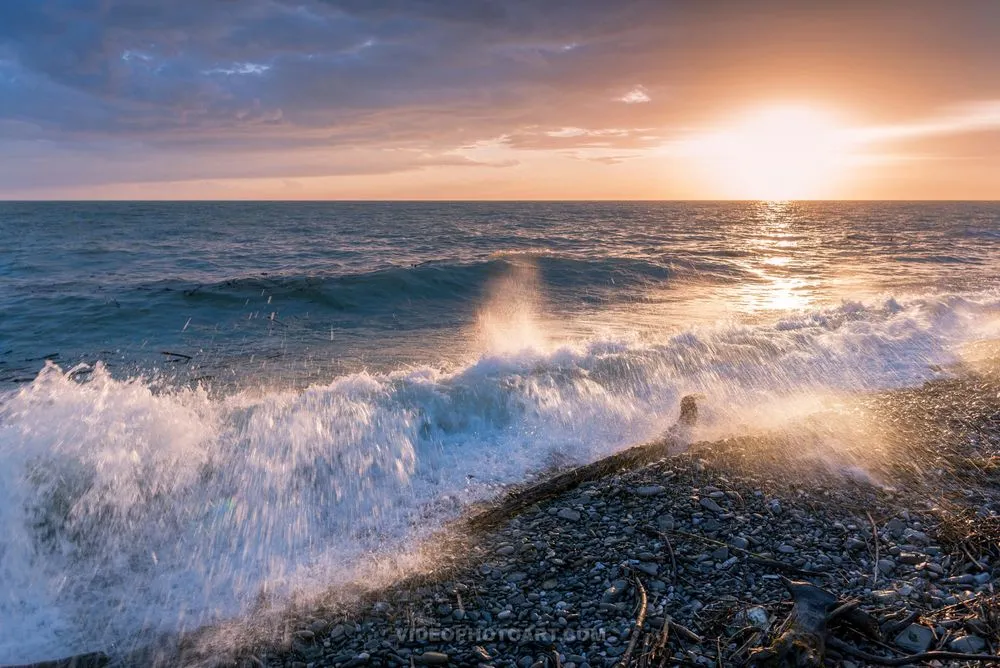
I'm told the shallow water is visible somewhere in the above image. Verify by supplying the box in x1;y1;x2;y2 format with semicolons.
1;200;999;661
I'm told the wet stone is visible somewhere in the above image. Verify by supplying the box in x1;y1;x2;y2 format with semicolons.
699;497;724;514
557;508;581;522
950;635;987;653
895;623;933;653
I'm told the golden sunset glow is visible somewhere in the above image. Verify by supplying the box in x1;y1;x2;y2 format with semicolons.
684;106;851;200
2;2;999;199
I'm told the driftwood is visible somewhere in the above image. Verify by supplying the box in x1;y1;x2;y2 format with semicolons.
755;580;839;667
468;396;698;531
615;576;648;668
6;652;109;668
826;637;1000;666
752;579;1000;667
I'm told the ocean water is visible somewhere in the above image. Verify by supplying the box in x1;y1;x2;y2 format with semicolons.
1;200;999;661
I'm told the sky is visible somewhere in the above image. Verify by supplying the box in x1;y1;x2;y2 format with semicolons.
0;0;998;200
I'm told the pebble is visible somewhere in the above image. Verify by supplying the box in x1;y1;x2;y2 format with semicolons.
635;485;666;496
699;497;723;513
635;562;659;576
950;635;987;653
894;623;933;653
903;528;931;545
845;537;865;551
557;508;581;522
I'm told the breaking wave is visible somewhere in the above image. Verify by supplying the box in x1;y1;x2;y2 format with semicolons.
1;291;998;662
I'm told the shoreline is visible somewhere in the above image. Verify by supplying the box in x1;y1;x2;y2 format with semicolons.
149;375;1000;668
9;375;1000;668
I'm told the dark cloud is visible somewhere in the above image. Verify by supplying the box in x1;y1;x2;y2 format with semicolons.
0;0;997;191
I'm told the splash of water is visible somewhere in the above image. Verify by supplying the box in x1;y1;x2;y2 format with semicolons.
1;291;998;662
473;259;552;355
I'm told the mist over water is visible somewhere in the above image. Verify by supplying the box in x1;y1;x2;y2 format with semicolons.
1;201;999;662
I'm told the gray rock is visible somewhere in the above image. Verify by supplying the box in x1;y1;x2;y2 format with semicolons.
777;544;796;554
894;624;933;653
635;562;659;576
903;529;930;545
877;558;896;574
711;546;730;561
730;537;749;550
636;485;666;497
886;518;907;538
602;580;629;603
949;635;987;653
496;545;516;556
557;508;581;522
657;514;676;531
699;497;723;513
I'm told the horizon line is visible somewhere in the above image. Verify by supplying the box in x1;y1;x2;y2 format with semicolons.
2;198;1000;204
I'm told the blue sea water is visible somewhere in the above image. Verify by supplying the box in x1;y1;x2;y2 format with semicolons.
1;200;999;661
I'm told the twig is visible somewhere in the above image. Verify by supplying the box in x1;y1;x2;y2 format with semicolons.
161;350;193;360
827;636;1000;665
962;541;987;571
866;511;880;587
881;610;920;638
663;531;677;584
828;600;859;622
665;616;703;645
643;527;678;583
665;528;827;577
616;576;648;668
655;613;671;652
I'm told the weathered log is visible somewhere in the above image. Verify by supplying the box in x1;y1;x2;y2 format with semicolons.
754;579;838;667
5;652;109;668
466;396;697;531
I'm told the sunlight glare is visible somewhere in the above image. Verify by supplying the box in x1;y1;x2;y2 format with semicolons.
687;105;850;200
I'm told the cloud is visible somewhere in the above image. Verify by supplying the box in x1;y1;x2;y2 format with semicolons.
0;1;998;194
618;86;650;104
849;100;1000;143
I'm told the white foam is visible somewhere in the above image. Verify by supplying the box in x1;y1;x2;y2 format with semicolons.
1;292;998;662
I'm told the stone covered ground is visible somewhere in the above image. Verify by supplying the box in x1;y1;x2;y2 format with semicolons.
167;377;1000;667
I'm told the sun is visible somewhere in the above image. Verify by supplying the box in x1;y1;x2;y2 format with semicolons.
686;105;850;200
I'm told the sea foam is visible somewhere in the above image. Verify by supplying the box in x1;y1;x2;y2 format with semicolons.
0;291;997;662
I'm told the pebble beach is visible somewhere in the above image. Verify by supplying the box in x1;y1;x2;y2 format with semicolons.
146;375;1000;668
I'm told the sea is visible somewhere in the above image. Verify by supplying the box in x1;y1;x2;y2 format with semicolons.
1;200;999;662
